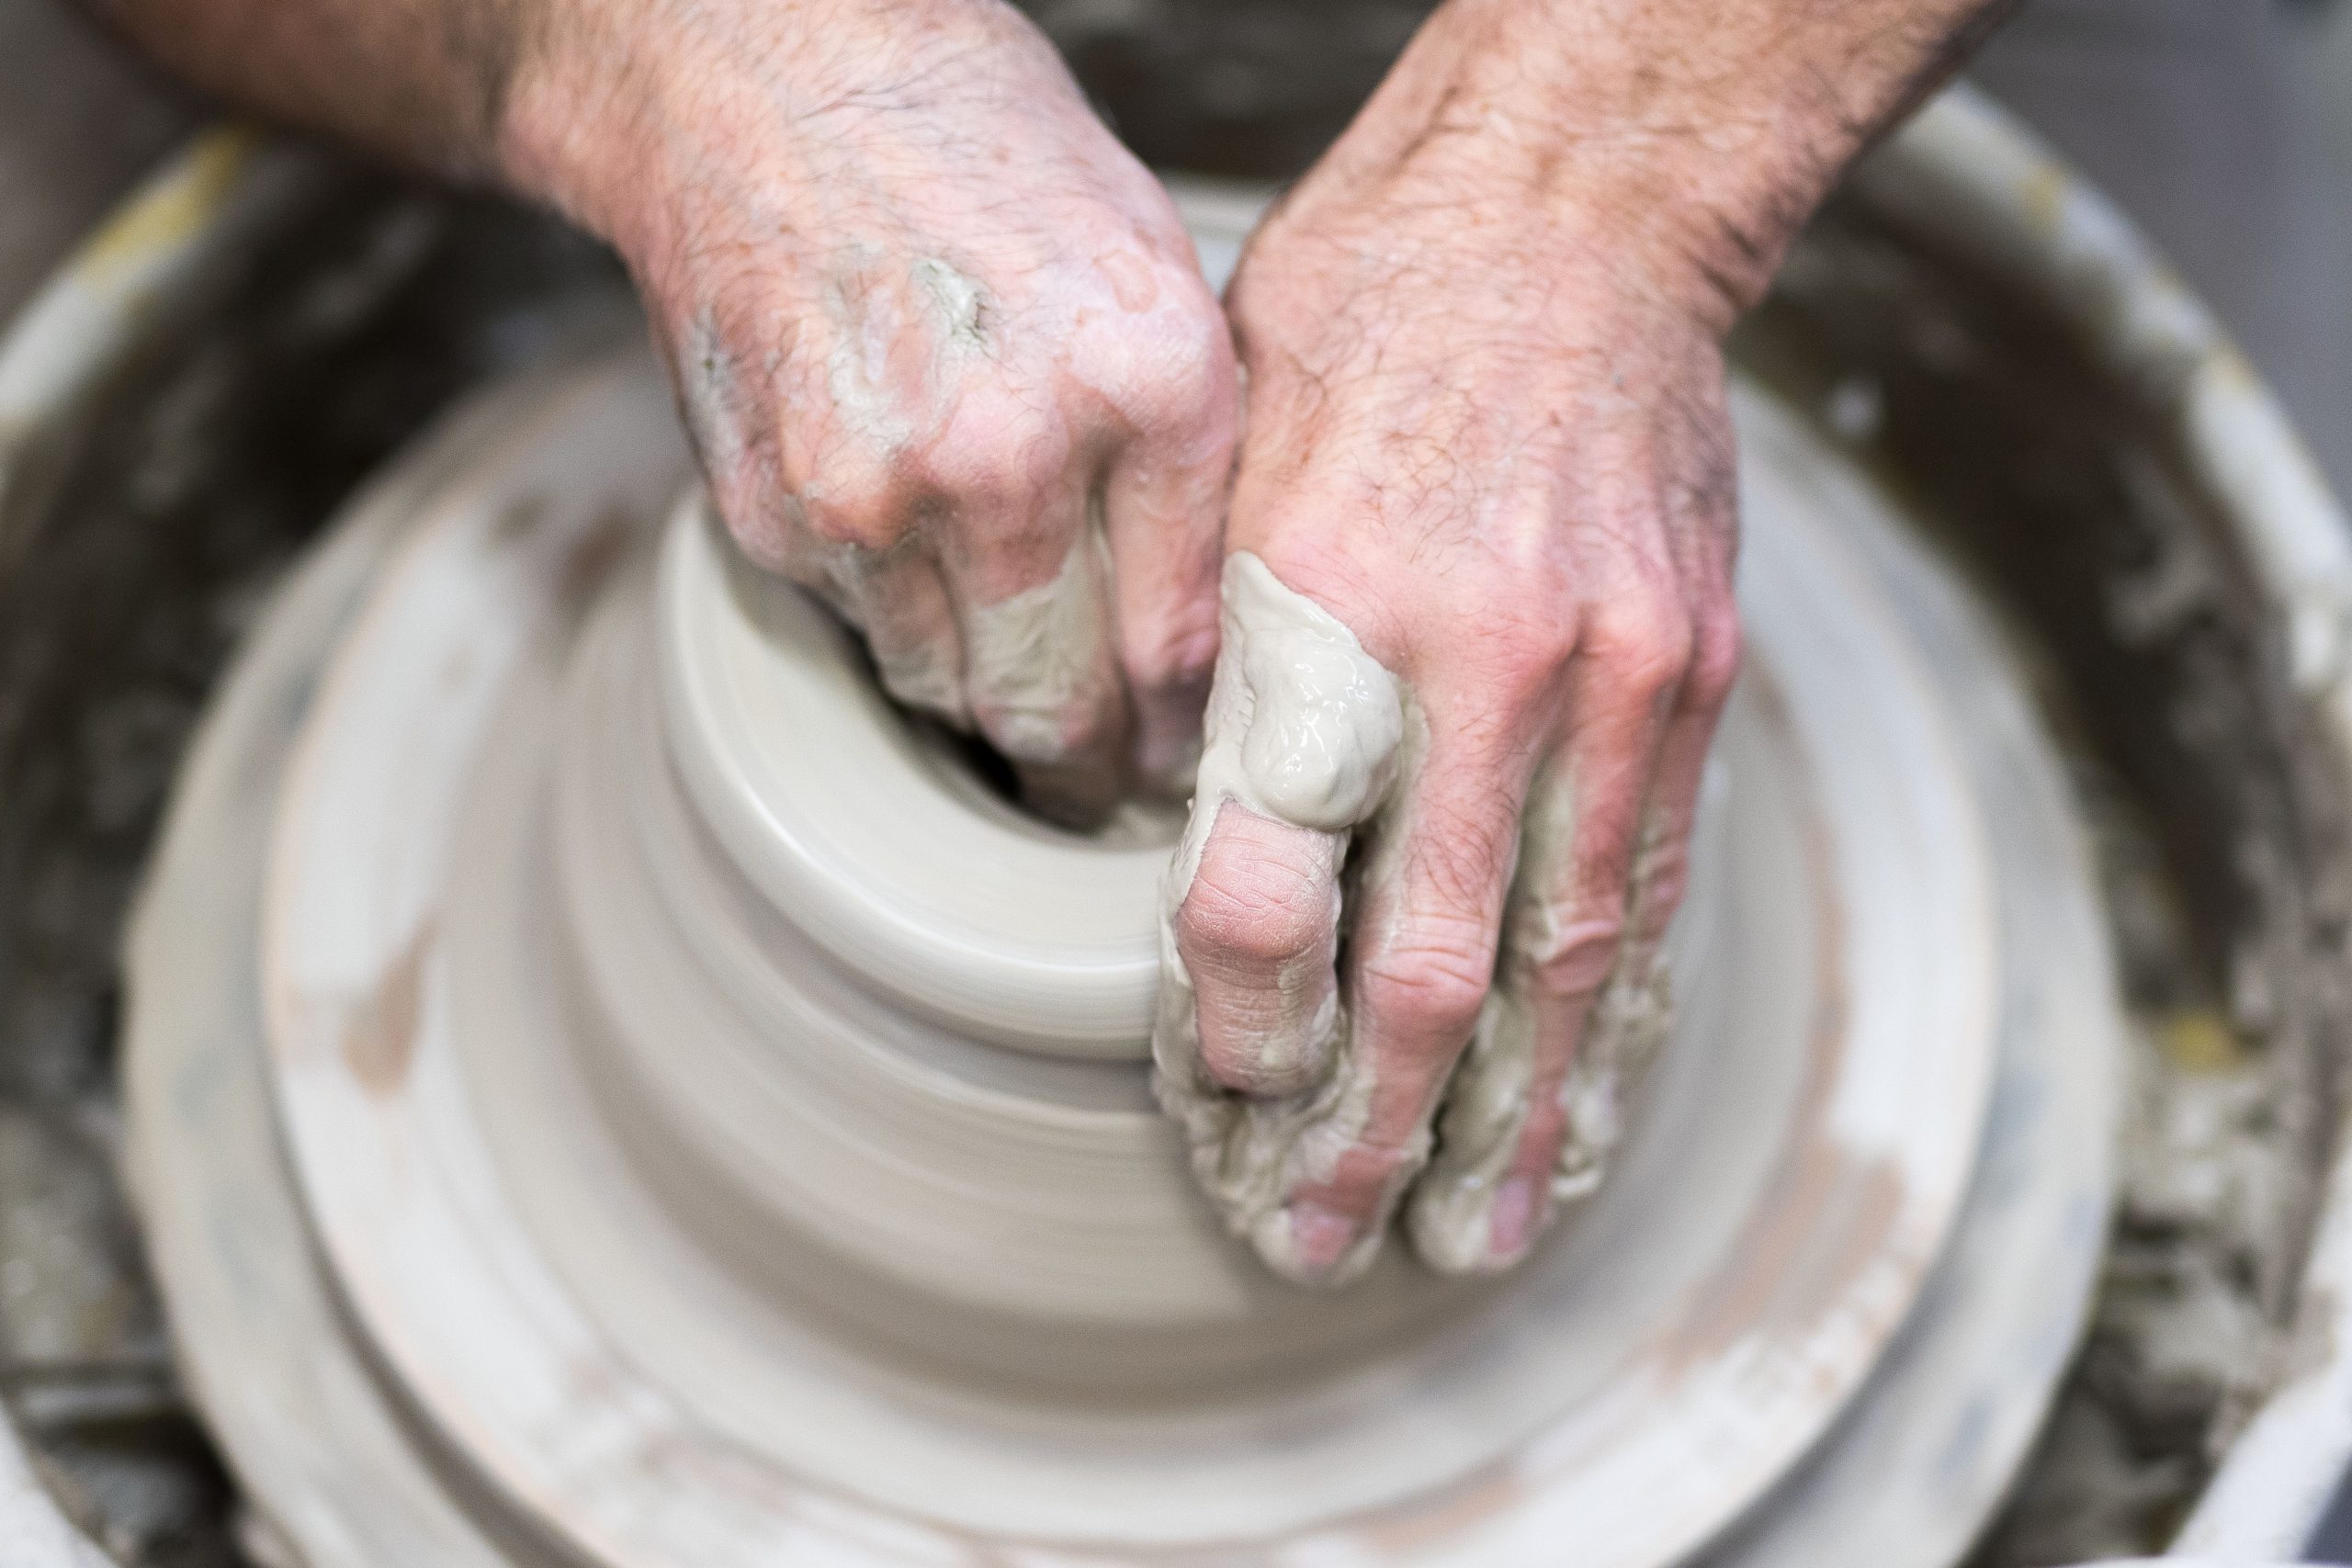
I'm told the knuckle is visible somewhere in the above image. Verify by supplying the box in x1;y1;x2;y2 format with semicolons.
1483;638;1576;722
1517;908;1626;1001
923;389;1069;513
1179;843;1338;973
1586;597;1694;704
1358;937;1494;1052
1448;574;1582;710
1517;608;1585;682
1140;302;1237;418
1093;303;1238;441
795;451;918;550
1635;833;1693;924
1685;606;1744;713
1458;596;1577;708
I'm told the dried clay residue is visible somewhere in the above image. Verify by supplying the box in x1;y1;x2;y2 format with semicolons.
1972;787;2315;1565
1748;206;2352;1567
342;923;433;1098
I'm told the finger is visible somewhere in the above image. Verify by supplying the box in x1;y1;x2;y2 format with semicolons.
1527;615;1738;1201
1631;377;1738;970
1101;383;1237;793
910;381;1131;821
957;525;1130;822
822;541;968;724
1621;601;1740;976
1269;718;1532;1281
775;427;966;702
1541;615;1736;1212
1405;656;1674;1274
1174;801;1344;1098
664;309;797;573
1149;551;1405;1281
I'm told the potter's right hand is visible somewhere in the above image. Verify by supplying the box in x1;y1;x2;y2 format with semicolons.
1148;0;2004;1287
503;0;1237;818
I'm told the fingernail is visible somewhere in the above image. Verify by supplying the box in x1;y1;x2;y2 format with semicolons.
1289;1202;1361;1275
1489;1177;1537;1261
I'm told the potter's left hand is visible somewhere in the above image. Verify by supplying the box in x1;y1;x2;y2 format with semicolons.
1154;0;2008;1283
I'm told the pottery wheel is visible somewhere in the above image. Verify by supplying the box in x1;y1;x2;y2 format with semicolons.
123;204;2126;1568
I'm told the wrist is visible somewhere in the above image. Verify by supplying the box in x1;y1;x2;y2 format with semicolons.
492;0;1103;271
492;0;675;249
1296;0;1995;332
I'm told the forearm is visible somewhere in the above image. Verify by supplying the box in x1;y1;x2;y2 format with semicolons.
75;0;548;179
78;0;1081;259
1300;0;2016;328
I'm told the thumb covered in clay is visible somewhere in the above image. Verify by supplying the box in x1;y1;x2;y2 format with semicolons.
1152;551;1408;1281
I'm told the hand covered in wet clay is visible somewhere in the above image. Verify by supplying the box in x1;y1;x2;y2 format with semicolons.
501;0;1237;817
82;0;1237;820
1155;0;2009;1282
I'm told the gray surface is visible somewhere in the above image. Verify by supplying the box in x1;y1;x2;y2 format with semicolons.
1974;0;2352;501
1973;7;2352;1559
0;0;189;321
0;6;195;1563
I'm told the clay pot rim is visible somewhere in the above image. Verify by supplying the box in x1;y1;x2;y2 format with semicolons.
1840;89;2352;1562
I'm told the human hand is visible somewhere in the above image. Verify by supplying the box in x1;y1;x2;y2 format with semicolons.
1153;201;1741;1284
503;0;1238;817
1154;0;1996;1283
